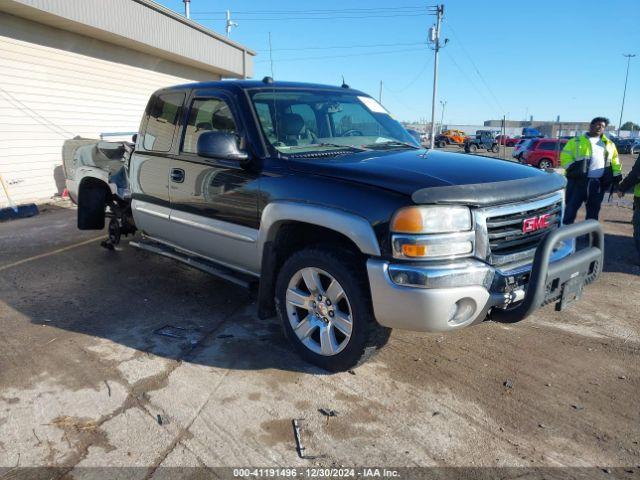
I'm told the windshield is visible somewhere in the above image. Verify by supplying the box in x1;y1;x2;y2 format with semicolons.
250;89;419;156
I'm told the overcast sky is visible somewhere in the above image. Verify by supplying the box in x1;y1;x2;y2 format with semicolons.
155;0;639;127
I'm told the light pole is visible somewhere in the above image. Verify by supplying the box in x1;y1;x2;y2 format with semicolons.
618;53;636;136
439;100;447;133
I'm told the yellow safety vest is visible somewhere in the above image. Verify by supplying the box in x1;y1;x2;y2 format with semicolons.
560;134;621;176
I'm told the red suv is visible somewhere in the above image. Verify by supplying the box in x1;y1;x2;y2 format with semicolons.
521;139;567;169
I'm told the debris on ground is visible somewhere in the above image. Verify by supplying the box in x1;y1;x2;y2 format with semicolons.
571;404;585;411
347;370;356;375
292;419;306;459
432;411;440;417
217;334;234;339
318;408;338;417
157;414;163;425
104;380;111;397
292;419;323;460
504;379;514;389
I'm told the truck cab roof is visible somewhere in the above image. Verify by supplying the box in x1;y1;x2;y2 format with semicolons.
163;79;367;96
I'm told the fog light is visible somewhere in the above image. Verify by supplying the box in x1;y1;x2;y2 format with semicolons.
393;272;409;285
447;298;477;326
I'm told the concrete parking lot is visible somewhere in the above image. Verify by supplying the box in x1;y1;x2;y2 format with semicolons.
1;154;639;475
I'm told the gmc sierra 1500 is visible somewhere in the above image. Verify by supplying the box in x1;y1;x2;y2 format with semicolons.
69;79;604;371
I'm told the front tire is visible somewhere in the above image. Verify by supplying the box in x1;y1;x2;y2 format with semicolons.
538;158;553;169
275;248;390;372
467;144;478;153
490;144;500;153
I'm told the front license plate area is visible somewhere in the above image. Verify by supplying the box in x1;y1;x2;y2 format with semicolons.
556;275;585;311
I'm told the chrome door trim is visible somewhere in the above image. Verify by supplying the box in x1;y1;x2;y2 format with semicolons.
132;199;170;220
170;210;258;243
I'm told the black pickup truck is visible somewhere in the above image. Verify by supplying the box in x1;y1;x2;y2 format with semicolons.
71;79;604;371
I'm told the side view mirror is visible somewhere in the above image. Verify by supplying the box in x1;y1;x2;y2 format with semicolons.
197;131;249;161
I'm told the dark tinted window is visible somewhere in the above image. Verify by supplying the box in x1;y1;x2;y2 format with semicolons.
539;141;557;151
143;92;184;152
182;98;238;154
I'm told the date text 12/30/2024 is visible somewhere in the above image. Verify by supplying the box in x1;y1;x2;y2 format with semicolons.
233;468;400;478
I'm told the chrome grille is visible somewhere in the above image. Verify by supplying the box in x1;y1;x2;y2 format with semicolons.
486;200;562;257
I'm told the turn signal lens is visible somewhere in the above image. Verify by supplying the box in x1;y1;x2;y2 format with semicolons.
391;208;424;233
402;244;427;257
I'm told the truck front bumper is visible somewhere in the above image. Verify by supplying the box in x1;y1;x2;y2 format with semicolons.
367;220;604;332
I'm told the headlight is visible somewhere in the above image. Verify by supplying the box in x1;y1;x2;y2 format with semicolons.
391;206;471;234
392;232;474;259
391;205;474;260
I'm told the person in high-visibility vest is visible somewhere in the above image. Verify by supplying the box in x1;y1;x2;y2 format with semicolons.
617;152;640;264
560;117;622;224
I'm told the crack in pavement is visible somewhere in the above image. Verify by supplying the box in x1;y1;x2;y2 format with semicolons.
43;302;249;475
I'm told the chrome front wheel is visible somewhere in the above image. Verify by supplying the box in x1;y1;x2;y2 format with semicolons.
275;247;391;372
285;267;353;356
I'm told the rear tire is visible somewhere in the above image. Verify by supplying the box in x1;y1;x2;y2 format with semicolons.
275;247;390;372
467;144;478;153
437;140;446;148
490;144;500;153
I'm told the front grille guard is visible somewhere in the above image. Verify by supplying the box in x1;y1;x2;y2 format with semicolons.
491;220;604;323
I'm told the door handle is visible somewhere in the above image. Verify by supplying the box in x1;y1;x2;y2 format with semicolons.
170;168;185;183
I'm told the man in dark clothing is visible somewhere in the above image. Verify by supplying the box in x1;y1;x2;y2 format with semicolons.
617;152;640;264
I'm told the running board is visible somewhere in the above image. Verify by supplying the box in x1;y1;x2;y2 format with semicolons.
130;239;257;290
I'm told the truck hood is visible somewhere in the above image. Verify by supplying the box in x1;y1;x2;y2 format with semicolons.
286;149;566;206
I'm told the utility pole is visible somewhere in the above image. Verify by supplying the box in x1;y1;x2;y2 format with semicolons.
501;114;506;160
428;4;445;149
379;80;383;104
226;10;238;37
439;100;447;133
182;0;190;19
618;53;636;136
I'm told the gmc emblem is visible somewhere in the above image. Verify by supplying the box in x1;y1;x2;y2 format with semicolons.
522;213;552;233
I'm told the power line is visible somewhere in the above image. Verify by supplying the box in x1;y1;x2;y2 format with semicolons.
255;47;428;64
192;6;431;15
256;41;426;53
442;49;500;118
193;13;430;21
444;19;505;113
386;57;433;93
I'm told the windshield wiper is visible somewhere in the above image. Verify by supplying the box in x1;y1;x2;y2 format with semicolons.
362;141;421;150
313;142;369;152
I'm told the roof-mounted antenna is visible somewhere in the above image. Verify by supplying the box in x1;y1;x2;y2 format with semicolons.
341;75;349;89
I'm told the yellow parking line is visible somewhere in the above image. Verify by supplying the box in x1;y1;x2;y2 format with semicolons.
0;236;104;272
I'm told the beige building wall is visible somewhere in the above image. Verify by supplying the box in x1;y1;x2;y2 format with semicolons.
0;13;222;206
